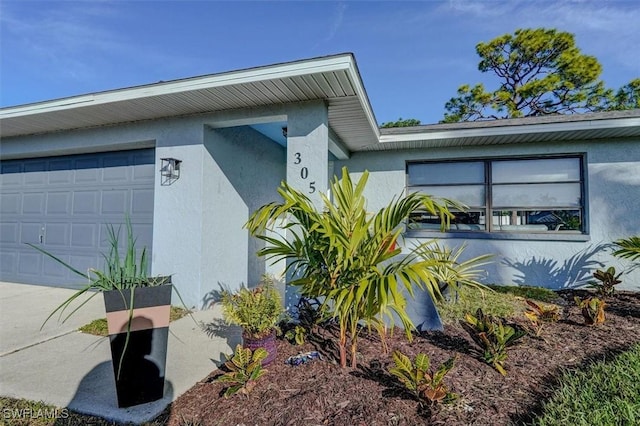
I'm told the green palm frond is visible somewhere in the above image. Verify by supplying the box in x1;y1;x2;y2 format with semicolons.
613;236;640;262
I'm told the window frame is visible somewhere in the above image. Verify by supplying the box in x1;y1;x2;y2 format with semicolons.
405;154;589;241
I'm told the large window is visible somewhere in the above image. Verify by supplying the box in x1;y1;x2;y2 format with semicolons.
407;156;585;234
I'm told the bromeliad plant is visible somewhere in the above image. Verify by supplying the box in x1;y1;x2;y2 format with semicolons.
215;345;268;397
462;308;526;376
246;167;465;368
588;266;623;297
575;296;606;326
389;350;457;405
523;299;560;337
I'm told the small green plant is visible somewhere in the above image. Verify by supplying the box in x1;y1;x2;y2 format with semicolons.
523;299;560;337
575;296;606;326
215;344;268;397
462;308;526;375
220;276;284;339
588;266;623;297
389;350;457;405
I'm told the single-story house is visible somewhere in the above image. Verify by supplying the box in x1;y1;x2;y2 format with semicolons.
1;53;639;309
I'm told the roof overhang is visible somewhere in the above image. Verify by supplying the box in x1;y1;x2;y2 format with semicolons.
2;54;639;155
373;109;640;151
0;53;380;153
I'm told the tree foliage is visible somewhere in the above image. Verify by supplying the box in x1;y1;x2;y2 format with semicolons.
381;118;422;128
442;28;638;122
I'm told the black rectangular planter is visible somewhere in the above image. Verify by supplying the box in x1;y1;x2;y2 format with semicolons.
103;281;172;408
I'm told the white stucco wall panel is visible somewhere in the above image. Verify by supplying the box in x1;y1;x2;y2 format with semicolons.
202;126;285;306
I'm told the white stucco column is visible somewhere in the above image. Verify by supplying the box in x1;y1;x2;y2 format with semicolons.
286;101;329;208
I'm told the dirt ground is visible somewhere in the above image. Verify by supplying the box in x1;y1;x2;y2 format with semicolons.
158;290;640;426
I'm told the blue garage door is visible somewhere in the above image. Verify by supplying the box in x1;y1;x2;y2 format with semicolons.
0;149;155;288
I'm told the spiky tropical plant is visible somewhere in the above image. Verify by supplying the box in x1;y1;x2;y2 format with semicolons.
246;167;463;368
613;236;640;263
414;242;493;296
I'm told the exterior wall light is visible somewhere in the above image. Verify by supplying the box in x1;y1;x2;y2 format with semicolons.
160;158;181;186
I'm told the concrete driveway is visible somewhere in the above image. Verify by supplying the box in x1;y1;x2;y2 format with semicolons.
0;282;238;424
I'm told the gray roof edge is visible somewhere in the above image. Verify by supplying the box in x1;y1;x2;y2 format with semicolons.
0;53;357;114
380;109;640;136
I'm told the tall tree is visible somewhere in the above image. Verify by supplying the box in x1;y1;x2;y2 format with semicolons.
381;118;421;128
442;28;636;122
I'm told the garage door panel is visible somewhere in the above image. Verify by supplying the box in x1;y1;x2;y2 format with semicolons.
23;192;45;214
46;192;71;214
69;254;99;279
73;191;100;215
75;164;100;183
18;252;41;275
101;190;128;215
1;193;20;213
43;255;69;278
20;223;42;244
48;169;73;184
71;223;97;247
45;223;70;246
0;223;18;243
0;251;16;275
0;148;155;288
132;189;154;214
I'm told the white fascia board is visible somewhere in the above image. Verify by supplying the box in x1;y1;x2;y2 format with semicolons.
378;117;640;144
343;56;380;140
0;56;355;119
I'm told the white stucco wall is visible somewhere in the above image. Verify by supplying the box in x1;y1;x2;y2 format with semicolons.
336;138;640;291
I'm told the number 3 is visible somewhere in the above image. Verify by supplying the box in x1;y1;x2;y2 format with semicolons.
294;152;301;164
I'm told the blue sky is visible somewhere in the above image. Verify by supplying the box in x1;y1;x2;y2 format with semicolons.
1;0;639;125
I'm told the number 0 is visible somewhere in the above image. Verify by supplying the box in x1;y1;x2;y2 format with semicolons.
300;167;308;179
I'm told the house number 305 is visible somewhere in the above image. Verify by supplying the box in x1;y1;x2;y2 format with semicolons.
294;152;316;194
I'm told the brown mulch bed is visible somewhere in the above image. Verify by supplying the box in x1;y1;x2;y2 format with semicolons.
159;290;640;426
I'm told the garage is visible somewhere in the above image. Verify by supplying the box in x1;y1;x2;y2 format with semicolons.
0;148;155;288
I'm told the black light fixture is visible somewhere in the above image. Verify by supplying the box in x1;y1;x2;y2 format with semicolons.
160;158;181;186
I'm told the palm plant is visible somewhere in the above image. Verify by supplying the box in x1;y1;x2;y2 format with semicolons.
414;242;493;296
246;167;465;368
613;236;640;263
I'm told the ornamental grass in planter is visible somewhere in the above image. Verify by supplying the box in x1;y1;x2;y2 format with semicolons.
220;276;284;365
28;216;184;408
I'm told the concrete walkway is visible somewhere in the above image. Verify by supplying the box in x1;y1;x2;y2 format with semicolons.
0;282;239;424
